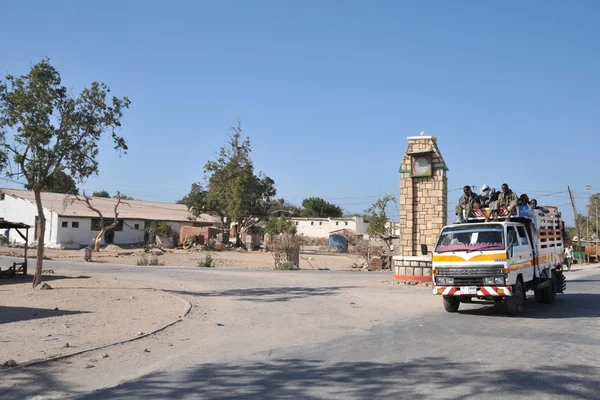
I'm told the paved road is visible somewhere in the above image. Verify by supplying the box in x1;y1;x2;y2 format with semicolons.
3;258;600;399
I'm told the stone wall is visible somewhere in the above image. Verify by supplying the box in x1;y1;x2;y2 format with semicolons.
398;136;448;257
392;256;432;282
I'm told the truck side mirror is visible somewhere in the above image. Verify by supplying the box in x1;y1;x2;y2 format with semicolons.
421;244;428;255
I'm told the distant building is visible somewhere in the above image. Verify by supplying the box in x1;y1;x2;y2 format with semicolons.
0;189;220;249
292;216;369;238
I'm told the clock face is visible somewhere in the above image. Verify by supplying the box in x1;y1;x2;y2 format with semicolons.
413;156;431;175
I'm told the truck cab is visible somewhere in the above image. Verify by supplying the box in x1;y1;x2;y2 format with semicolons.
431;205;566;316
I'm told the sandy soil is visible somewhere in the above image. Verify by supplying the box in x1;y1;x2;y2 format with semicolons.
0;245;366;271
0;274;186;366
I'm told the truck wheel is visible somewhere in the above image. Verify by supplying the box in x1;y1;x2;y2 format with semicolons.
443;296;460;312
507;280;525;317
543;277;557;304
534;288;545;303
555;270;566;293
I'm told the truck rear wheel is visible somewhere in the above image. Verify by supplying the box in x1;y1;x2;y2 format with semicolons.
534;288;545;303
443;296;460;312
542;277;557;304
506;280;525;317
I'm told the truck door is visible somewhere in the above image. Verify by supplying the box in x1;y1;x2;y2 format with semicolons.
511;225;534;282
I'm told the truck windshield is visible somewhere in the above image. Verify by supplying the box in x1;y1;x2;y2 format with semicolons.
435;224;505;253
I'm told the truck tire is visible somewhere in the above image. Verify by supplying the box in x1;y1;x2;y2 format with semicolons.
443;296;460;312
507;280;525;317
542;277;557;304
534;288;545;303
555;269;566;293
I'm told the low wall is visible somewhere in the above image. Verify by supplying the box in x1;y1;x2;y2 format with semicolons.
392;256;433;283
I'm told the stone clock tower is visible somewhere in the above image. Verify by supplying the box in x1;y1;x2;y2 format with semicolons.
393;133;448;281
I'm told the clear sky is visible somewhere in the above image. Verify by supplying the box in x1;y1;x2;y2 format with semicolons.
1;0;598;225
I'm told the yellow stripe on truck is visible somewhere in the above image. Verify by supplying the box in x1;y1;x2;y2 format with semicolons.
432;253;507;262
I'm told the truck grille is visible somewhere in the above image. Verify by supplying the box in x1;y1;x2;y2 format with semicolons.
451;277;486;286
437;265;504;276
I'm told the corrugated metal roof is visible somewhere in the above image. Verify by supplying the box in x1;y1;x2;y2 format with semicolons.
0;189;221;224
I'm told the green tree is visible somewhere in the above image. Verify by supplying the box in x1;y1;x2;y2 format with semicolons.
92;190;110;198
267;198;302;217
263;215;297;237
199;120;276;246
116;194;135;200
574;192;600;241
0;59;130;287
301;197;343;218
24;168;79;194
365;194;397;259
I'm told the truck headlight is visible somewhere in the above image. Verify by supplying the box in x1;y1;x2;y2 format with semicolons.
436;277;454;285
483;277;504;285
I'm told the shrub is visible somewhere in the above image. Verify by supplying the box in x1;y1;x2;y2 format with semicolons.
136;253;149;266
137;253;165;266
198;253;214;268
275;262;299;270
146;221;173;237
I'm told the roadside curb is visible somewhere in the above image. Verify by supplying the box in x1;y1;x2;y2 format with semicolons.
5;289;192;371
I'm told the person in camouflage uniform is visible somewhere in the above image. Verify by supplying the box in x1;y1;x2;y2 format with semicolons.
493;183;519;221
455;185;480;223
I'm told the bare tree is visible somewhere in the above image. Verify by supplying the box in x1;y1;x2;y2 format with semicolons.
64;191;129;251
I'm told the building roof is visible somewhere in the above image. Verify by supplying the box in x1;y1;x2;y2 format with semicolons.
292;216;362;222
0;189;221;224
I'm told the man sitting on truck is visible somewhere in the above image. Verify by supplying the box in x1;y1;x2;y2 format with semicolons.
493;183;519;221
455;185;481;223
530;198;549;213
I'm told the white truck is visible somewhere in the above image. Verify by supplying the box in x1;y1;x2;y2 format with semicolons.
429;204;566;316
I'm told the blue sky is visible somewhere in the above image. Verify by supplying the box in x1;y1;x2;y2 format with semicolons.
1;0;598;225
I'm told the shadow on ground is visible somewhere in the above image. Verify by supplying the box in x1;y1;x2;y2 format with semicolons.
457;293;600;318
164;286;357;303
0;306;89;325
65;357;600;399
0;274;90;287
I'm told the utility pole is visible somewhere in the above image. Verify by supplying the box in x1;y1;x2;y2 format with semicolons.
587;185;592;263
568;186;583;263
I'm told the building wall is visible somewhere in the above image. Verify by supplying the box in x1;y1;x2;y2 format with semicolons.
0;194;57;246
0;193;204;248
292;217;368;238
398;136;448;256
55;217;148;249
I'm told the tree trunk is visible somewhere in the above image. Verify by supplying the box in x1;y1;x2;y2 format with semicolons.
94;228;107;252
32;189;46;288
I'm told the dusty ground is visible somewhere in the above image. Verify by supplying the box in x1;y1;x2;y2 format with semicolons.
0;244;366;271
0;274;187;366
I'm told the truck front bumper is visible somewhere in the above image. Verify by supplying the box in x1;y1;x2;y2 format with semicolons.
433;286;513;297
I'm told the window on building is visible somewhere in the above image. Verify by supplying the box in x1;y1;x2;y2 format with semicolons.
91;218;123;231
319;221;322;225
345;222;348;226
72;222;79;228
336;222;339;225
61;221;68;228
311;222;314;225
0;194;5;200
134;223;140;229
296;222;299;225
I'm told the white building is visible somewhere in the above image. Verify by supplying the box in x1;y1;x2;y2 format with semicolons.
0;189;220;249
292;216;369;238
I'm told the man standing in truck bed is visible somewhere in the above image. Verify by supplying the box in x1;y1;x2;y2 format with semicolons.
494;183;519;221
